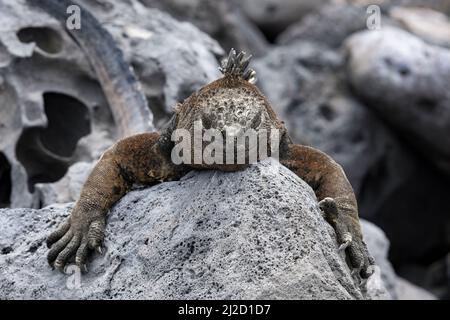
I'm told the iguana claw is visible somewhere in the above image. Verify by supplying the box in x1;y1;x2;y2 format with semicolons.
338;232;352;252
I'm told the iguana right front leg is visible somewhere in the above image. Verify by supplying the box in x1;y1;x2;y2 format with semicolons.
280;143;375;280
47;132;187;272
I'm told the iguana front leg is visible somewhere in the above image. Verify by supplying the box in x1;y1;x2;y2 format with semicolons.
47;132;187;272
281;144;375;279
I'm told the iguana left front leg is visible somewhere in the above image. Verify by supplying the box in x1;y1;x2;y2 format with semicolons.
281;143;375;280
46;128;187;272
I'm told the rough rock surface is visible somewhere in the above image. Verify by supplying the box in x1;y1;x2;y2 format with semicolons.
396;251;450;299
0;159;389;299
77;0;223;119
139;0;269;57
277;4;372;48
0;0;222;208
277;3;450;49
0;0;114;208
342;0;450;14
237;0;331;41
35;162;94;208
390;6;450;48
254;39;450;279
360;220;397;299
361;219;441;300
345;27;450;296
395;277;436;300
345;27;450;174
361;220;438;300
254;41;409;208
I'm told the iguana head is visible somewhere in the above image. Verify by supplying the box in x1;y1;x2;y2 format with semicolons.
173;49;286;169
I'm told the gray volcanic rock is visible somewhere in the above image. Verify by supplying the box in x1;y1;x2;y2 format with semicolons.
277;4;372;48
395;278;437;300
35;162;95;208
361;220;398;299
390;6;450;48
237;0;331;38
254;40;450;271
77;0;223;120
0;159;389;299
343;0;450;14
277;2;450;49
139;0;269;57
361;220;438;300
253;41;409;200
0;0;222;208
345;27;450;174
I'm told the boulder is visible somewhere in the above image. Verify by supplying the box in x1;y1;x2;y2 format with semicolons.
0;0;114;208
237;0;331;40
277;4;372;48
360;220;439;299
253;41;412;210
345;27;450;174
0;0;222;208
361;220;398;299
0;159;389;299
139;0;269;57
343;0;450;15
390;6;450;48
344;26;450;296
254;39;450;283
278;3;450;49
77;0;223;120
35;162;95;208
396;251;450;299
395;278;437;300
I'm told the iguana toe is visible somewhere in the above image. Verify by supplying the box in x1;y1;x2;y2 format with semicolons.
318;197;338;220
54;234;81;273
75;237;89;271
47;230;73;265
87;219;106;251
319;199;375;281
347;238;375;280
47;213;106;273
46;218;70;248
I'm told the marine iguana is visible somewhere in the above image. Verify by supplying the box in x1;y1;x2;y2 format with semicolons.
29;0;375;281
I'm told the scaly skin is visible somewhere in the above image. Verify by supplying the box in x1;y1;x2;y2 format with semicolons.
47;49;375;280
48;132;187;270
280;144;375;278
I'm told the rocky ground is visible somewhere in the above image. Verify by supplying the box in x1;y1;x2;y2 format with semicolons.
1;0;449;299
0;159;391;299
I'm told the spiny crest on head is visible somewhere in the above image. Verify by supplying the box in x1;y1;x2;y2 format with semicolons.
219;48;257;84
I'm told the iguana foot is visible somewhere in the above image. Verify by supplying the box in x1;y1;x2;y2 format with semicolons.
47;211;105;273
319;197;375;281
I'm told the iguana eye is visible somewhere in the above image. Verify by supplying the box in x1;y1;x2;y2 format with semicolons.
249;110;262;129
201;113;214;130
